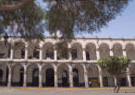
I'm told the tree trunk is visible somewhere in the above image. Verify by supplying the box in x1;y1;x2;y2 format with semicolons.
113;75;121;93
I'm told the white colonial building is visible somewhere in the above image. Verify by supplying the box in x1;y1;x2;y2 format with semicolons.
0;37;135;88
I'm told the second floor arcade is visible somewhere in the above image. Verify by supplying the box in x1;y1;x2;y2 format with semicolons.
0;37;135;62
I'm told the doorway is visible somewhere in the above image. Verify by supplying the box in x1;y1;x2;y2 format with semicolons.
73;69;79;87
46;68;54;87
32;69;39;86
62;70;69;87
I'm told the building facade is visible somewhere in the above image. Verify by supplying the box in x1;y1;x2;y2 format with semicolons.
0;37;135;88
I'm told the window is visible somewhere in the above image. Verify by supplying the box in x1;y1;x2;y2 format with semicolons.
73;69;78;77
72;49;77;60
62;71;68;78
33;69;39;77
0;53;5;58
33;48;39;59
21;48;25;58
86;51;90;60
46;49;54;59
8;49;10;58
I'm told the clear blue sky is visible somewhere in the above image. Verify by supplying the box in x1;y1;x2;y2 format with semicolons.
82;1;135;38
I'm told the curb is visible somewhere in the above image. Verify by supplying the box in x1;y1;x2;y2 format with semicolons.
1;87;134;91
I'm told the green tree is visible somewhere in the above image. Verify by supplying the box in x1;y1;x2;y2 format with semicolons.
56;41;69;59
98;56;130;93
0;0;44;40
0;0;131;41
0;0;132;57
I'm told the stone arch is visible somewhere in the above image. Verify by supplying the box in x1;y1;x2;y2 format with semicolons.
56;42;69;60
42;42;54;60
87;64;99;87
27;42;40;59
42;64;55;87
112;42;124;49
57;64;70;87
72;64;85;87
27;63;39;86
13;41;25;59
85;42;97;49
99;43;110;58
71;42;83;60
0;41;11;59
11;64;24;86
113;43;123;56
0;63;9;86
125;43;135;60
85;43;97;60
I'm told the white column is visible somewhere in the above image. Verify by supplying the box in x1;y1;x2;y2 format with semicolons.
113;76;117;86
110;49;114;56
25;46;28;60
96;45;103;87
39;48;43;60
8;65;12;87
69;66;73;88
97;65;103;87
68;48;72;61
123;48;132;87
23;65;27;87
123;49;127;56
10;48;13;59
39;65;42;88
68;45;72;61
83;48;86;61
83;65;88;88
54;66;58;88
96;48;100;60
126;68;132;87
54;49;57;61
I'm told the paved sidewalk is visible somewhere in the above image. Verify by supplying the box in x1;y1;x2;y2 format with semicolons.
0;87;135;95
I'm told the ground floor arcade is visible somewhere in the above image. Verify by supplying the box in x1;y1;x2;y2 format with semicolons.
0;62;135;88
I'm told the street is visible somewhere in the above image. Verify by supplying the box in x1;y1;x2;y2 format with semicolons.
0;87;135;95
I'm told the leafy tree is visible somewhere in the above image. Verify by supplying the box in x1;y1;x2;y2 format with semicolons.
0;0;44;40
0;0;131;41
45;0;130;40
56;40;69;59
0;0;131;57
98;56;130;93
